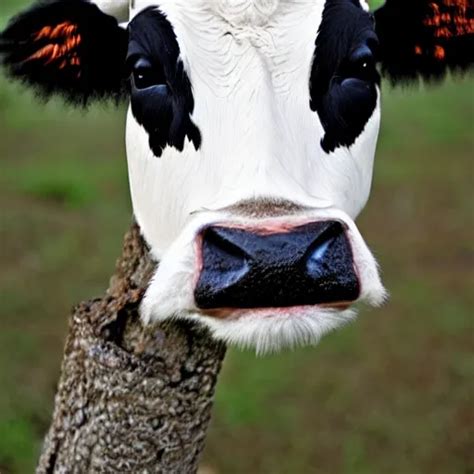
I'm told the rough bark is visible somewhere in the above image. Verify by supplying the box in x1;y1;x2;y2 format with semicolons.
37;223;227;474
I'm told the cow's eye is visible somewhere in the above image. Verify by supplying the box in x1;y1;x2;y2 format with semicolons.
132;57;165;90
343;45;377;82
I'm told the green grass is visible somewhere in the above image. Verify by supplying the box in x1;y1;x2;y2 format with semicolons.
1;1;473;473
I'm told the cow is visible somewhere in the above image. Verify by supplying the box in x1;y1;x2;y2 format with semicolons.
1;0;472;354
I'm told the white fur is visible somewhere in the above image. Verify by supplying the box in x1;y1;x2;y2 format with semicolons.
163;308;357;356
93;0;129;21
359;0;370;12
124;1;386;352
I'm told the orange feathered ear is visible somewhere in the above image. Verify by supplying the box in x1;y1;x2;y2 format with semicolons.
375;0;474;84
26;21;82;71
0;0;129;106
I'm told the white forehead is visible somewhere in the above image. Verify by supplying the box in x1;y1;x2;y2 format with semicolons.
128;0;327;49
170;2;320;92
129;0;370;19
131;0;316;22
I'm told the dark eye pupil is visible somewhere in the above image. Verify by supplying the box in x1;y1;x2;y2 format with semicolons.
134;67;153;89
132;58;165;90
355;58;372;75
344;46;377;81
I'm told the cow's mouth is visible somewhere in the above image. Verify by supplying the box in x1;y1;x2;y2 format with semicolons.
140;207;386;353
198;301;354;320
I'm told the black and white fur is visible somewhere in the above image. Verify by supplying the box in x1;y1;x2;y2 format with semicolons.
1;0;472;353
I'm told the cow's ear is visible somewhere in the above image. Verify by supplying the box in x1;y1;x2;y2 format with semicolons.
0;0;129;105
375;0;474;84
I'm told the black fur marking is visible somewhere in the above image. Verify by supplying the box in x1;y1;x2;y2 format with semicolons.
310;0;380;153
375;0;474;84
128;8;201;158
0;0;129;106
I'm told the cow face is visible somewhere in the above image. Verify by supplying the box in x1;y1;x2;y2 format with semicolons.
126;0;386;353
1;0;472;353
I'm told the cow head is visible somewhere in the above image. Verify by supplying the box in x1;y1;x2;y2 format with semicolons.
1;0;472;353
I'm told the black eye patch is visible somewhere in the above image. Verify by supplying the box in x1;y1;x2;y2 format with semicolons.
310;0;381;153
128;8;201;158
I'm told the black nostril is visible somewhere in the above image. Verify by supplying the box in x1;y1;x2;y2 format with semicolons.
195;221;360;310
304;222;359;295
305;222;345;277
198;227;250;293
306;238;333;275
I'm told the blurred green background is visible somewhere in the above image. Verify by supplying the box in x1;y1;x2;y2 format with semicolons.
0;1;473;473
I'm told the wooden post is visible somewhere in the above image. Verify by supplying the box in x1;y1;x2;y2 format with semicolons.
37;223;226;473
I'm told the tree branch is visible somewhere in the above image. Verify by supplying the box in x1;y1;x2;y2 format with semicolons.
37;223;226;473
